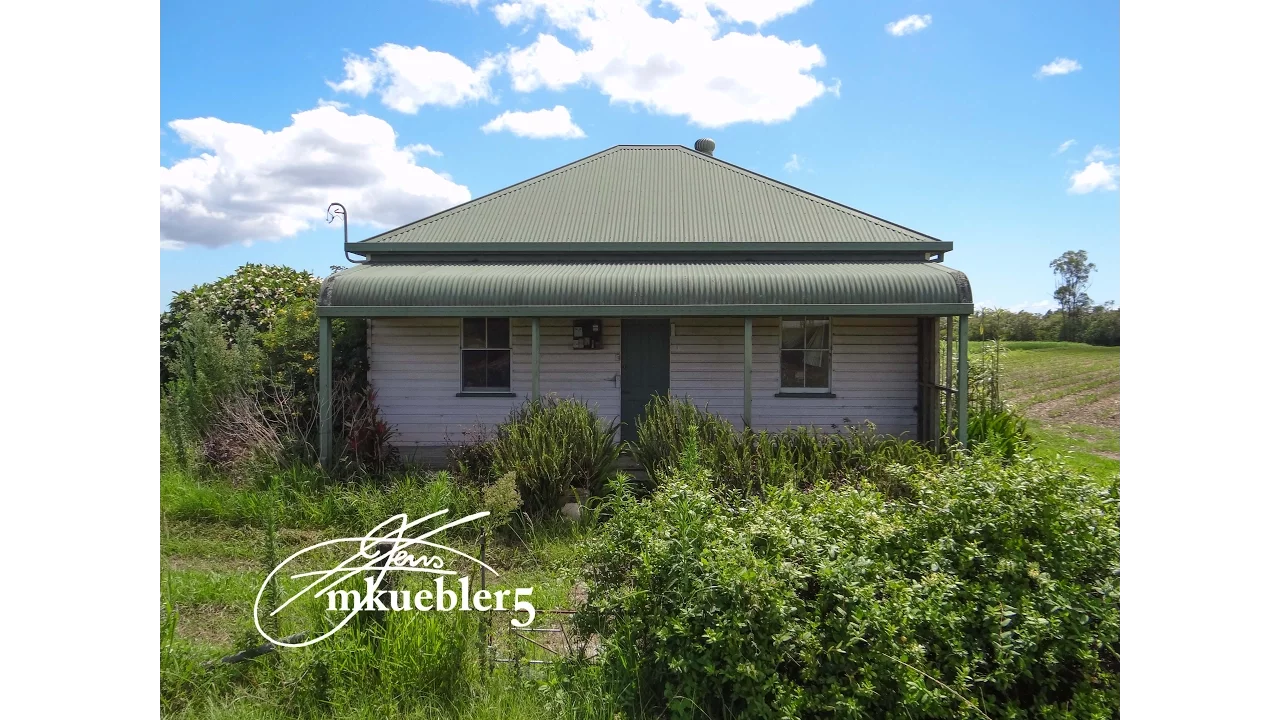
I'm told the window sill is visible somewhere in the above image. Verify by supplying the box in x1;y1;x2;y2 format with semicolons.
456;391;516;398
774;392;836;398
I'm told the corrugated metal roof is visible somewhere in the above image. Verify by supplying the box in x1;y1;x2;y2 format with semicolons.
352;146;947;251
317;262;972;316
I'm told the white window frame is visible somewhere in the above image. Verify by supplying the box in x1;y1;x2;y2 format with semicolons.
778;316;832;393
459;317;512;393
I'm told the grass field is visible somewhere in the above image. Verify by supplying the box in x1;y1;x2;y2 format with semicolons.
988;341;1120;475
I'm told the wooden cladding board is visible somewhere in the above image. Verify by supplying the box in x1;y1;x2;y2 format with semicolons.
369;317;620;447
670;316;918;436
371;316;918;449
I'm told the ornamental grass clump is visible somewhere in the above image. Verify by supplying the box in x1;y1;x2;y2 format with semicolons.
490;396;621;516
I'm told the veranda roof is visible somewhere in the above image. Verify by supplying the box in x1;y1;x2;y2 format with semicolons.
317;261;973;317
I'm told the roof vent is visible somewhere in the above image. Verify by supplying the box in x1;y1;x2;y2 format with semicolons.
694;138;716;156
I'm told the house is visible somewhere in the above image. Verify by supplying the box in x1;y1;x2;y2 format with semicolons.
315;141;973;464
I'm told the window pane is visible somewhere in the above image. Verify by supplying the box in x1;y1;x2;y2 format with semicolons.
805;319;830;349
488;318;510;348
462;350;487;388
781;350;806;387
487;350;511;389
462;318;487;348
804;350;829;388
781;318;805;349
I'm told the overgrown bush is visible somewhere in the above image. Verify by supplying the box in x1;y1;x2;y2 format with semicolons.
632;396;938;494
448;426;499;487
161;266;385;478
488;396;621;516
161;264;321;382
161;312;263;469
578;447;1120;720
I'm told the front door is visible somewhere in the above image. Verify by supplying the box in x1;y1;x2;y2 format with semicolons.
620;319;671;443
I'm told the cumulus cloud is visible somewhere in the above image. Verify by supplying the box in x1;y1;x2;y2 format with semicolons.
1068;161;1119;194
784;153;801;172
885;14;931;36
328;44;501;113
507;33;585;91
1036;57;1082;78
481;105;586;138
496;0;832;128
1055;139;1076;155
160;105;470;249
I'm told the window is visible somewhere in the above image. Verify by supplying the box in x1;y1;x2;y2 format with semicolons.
780;317;830;392
461;317;511;392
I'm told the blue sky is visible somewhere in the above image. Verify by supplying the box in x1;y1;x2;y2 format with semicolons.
160;0;1119;313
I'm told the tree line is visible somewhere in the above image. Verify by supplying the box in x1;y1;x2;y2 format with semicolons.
970;249;1119;345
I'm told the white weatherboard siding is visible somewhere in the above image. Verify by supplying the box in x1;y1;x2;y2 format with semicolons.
369;318;621;449
671;317;919;437
370;316;917;452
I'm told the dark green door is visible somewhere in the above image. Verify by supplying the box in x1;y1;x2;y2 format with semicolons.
620;319;670;443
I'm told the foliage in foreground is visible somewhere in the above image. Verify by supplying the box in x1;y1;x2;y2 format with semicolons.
453;396;621;515
578;446;1120;720
631;396;939;494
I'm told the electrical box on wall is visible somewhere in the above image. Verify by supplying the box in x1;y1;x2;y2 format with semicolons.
572;318;603;349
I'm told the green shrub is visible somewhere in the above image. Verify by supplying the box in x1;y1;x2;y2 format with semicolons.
162;312;263;469
632;396;938;495
448;426;499;487
489;396;620;516
629;395;737;482
578;449;1119;720
161;264;321;381
968;406;1032;461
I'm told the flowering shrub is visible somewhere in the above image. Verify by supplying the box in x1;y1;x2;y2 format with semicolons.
160;264;321;380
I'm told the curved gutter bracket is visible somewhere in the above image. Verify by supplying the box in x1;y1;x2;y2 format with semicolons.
327;203;363;264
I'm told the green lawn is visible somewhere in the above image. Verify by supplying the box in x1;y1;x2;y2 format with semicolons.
977;341;1120;475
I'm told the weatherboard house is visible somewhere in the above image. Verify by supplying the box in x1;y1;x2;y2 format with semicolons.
315;141;973;464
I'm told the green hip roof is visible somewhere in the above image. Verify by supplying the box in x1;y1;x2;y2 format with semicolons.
317;262;972;317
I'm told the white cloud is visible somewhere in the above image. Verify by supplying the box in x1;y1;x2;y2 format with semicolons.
406;143;444;157
329;44;501;113
1054;139;1076;155
434;0;481;7
885;14;931;36
1036;57;1082;78
316;99;350;110
1084;145;1115;162
1068;161;1119;194
507;33;585;91
496;0;832;128
160;105;470;249
481;105;586;138
784;153;801;172
702;0;816;26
